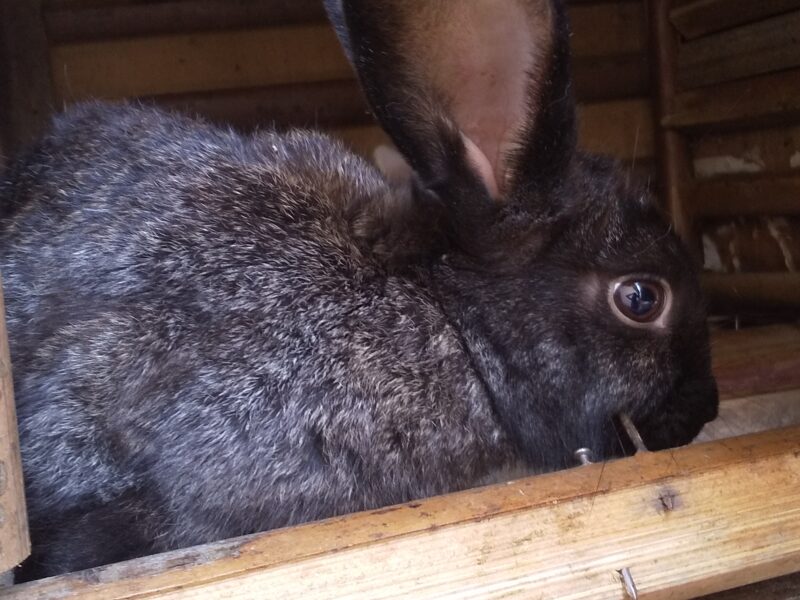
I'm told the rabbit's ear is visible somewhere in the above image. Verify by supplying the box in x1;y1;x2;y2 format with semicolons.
326;0;576;248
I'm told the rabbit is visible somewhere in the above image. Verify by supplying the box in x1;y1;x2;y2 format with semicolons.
0;0;718;581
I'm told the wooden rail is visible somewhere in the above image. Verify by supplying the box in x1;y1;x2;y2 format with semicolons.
7;425;800;599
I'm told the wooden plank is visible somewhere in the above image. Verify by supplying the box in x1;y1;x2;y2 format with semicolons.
692;126;800;179
44;0;327;42
577;98;655;161
648;0;696;245
7;426;800;599
702;272;800;311
0;0;56;151
0;282;31;572
572;53;650;101
154;79;371;131
711;323;800;400
691;177;800;217
49;24;354;101
664;69;800;131
44;1;644;60
696;389;800;442
677;11;800;89
702;216;800;273
149;53;649;135
670;0;800;41
570;2;646;58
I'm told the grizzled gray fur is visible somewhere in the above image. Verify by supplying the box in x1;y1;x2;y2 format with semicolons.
1;0;717;579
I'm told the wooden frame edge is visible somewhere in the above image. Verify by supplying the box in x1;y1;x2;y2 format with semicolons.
8;425;800;599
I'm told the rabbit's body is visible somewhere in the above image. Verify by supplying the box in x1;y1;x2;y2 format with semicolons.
3;0;718;579
2;104;513;575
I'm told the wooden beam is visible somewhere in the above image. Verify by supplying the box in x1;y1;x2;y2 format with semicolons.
711;324;800;400
0;282;31;572
702;272;800;311
691;125;800;179
569;2;646;58
691;176;800;218
154;79;371;131
44;2;645;61
677;10;800;89
49;24;354;101
670;0;800;41
7;426;800;599
648;0;696;244
44;0;327;43
664;69;800;131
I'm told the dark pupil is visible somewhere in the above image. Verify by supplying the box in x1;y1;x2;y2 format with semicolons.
623;282;657;316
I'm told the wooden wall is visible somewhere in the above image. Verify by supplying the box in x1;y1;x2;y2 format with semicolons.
653;0;800;314
0;0;655;181
4;0;800;315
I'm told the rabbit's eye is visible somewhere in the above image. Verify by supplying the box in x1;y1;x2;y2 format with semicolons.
612;279;665;323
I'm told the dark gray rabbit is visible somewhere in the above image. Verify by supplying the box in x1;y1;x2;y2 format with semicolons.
1;0;717;580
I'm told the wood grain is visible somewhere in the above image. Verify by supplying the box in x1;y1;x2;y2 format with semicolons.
44;0;327;42
0;282;31;572
703;272;800;311
696;389;800;442
670;0;800;40
692;126;800;179
691;177;800;217
50;24;353;101
711;323;800;400
663;69;800;131
677;10;800;89
6;426;800;599
648;0;695;244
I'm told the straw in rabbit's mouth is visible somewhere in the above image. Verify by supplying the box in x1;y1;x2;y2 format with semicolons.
573;413;648;466
618;413;648;454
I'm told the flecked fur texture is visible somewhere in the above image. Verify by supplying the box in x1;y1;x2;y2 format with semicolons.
2;0;717;579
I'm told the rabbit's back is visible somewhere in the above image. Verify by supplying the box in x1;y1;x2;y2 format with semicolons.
1;103;509;576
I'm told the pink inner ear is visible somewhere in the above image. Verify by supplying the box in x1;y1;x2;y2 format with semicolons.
415;0;550;198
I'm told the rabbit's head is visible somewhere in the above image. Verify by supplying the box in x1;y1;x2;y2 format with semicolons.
326;0;718;467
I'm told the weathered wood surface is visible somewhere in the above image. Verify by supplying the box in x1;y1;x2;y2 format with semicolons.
663;69;800;131
648;0;695;243
47;3;646;103
43;1;646;57
712;323;800;400
701;216;800;273
703;273;800;311
696;389;800;442
670;0;800;40
7;426;800;599
692;126;800;179
0;283;31;572
678;10;800;89
50;24;354;101
691;177;800;218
